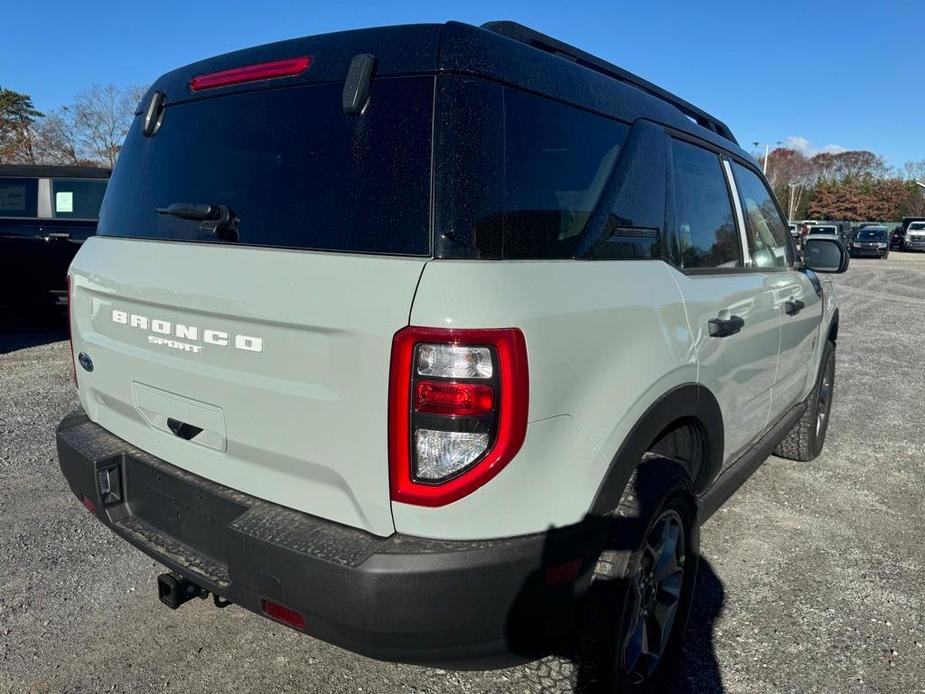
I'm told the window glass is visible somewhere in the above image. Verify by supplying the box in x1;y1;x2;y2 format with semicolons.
51;178;108;219
731;162;792;268
500;88;629;258
591;121;668;260
99;77;434;255
0;178;38;217
670;140;741;269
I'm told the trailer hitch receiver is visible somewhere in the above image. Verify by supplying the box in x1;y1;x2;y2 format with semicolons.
157;573;208;609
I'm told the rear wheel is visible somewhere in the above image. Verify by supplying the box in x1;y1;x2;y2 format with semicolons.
774;340;835;461
519;460;699;693
603;462;698;692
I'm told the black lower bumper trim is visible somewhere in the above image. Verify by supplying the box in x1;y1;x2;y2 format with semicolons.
56;410;602;667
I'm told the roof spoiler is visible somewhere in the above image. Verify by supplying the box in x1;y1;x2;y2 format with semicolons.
481;21;738;146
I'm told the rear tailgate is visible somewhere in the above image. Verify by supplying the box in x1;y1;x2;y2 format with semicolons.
69;61;437;536
71;240;425;536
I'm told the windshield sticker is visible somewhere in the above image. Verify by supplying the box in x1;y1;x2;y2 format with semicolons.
55;191;74;213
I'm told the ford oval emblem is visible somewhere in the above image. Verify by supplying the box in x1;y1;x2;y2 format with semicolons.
78;352;94;373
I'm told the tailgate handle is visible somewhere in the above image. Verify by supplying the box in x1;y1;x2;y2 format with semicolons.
167;418;204;441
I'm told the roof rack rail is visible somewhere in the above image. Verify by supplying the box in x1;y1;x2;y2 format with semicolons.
481;21;738;146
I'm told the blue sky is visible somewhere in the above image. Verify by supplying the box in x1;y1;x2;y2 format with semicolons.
3;1;922;166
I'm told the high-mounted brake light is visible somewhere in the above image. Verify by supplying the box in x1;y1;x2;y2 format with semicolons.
189;56;312;92
389;327;529;507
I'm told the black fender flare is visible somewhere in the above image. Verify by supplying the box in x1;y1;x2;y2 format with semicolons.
826;308;839;344
589;383;724;516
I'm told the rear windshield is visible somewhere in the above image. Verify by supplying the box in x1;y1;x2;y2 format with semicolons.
858;229;886;239
98;77;434;255
809;226;836;234
909;222;925;231
52;178;107;219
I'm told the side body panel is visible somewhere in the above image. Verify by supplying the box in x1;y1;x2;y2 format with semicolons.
396;259;695;540
668;267;781;465
770;271;824;414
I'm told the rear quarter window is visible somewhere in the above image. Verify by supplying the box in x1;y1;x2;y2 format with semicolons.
434;78;629;260
500;88;629;259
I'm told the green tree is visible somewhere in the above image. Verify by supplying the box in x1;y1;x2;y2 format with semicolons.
0;87;43;163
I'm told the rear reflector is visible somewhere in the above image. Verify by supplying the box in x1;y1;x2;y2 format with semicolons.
190;56;313;91
261;599;306;629
544;559;583;586
81;495;96;513
414;380;494;416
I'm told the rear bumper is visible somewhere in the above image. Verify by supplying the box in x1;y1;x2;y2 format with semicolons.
56;410;600;667
849;247;887;257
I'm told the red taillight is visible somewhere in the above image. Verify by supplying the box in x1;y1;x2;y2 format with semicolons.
67;274;77;388
261;599;305;629
189;56;312;91
81;495;96;513
414;380;494;416
389;327;529;507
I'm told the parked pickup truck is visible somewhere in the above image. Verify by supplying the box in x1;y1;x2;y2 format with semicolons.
0;165;109;311
56;21;848;692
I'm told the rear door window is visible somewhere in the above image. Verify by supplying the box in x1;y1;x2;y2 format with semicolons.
0;178;38;218
51;178;108;219
730;163;792;268
99;77;434;256
670;140;742;270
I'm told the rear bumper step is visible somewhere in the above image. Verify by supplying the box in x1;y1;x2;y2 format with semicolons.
56;410;600;667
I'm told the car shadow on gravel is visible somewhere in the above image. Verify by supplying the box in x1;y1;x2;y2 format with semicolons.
672;559;725;693
505;513;725;693
0;309;68;354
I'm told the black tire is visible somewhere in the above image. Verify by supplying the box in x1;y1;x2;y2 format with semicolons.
519;459;699;694
590;458;699;692
774;340;835;462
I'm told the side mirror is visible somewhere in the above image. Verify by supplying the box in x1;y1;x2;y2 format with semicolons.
803;237;849;273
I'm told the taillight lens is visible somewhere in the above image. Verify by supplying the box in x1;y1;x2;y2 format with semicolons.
189;56;312;91
67;274;77;388
414;381;494;416
389;327;528;506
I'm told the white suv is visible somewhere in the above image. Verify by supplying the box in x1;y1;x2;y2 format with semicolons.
56;21;847;692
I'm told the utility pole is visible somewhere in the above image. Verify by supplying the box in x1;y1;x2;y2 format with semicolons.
788;182;799;222
752;141;782;175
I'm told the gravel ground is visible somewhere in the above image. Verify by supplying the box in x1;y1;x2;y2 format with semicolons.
1;253;923;693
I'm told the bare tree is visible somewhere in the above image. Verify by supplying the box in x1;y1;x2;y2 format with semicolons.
901;160;925;183
68;84;146;168
766;148;817;220
31;109;80;165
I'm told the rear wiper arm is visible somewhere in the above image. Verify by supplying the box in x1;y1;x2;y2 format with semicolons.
156;202;239;241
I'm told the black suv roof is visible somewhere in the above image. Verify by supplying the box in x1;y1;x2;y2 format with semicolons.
144;21;750;161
